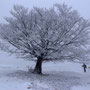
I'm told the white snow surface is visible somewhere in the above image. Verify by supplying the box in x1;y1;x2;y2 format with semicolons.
0;51;90;90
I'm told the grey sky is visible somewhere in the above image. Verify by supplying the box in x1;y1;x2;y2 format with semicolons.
0;0;90;23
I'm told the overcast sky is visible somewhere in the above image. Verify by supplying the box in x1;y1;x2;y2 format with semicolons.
0;0;90;23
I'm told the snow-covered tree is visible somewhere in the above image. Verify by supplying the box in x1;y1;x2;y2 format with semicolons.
0;4;90;74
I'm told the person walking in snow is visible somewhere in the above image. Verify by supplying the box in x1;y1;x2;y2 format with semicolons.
82;63;87;72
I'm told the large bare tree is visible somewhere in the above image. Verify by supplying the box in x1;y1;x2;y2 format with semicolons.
0;4;90;74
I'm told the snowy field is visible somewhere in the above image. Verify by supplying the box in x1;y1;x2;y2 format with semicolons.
0;51;90;90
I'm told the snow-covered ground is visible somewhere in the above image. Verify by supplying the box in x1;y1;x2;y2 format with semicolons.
0;51;90;90
72;85;90;90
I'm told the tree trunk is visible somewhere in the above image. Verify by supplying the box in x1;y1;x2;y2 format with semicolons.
33;56;43;74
